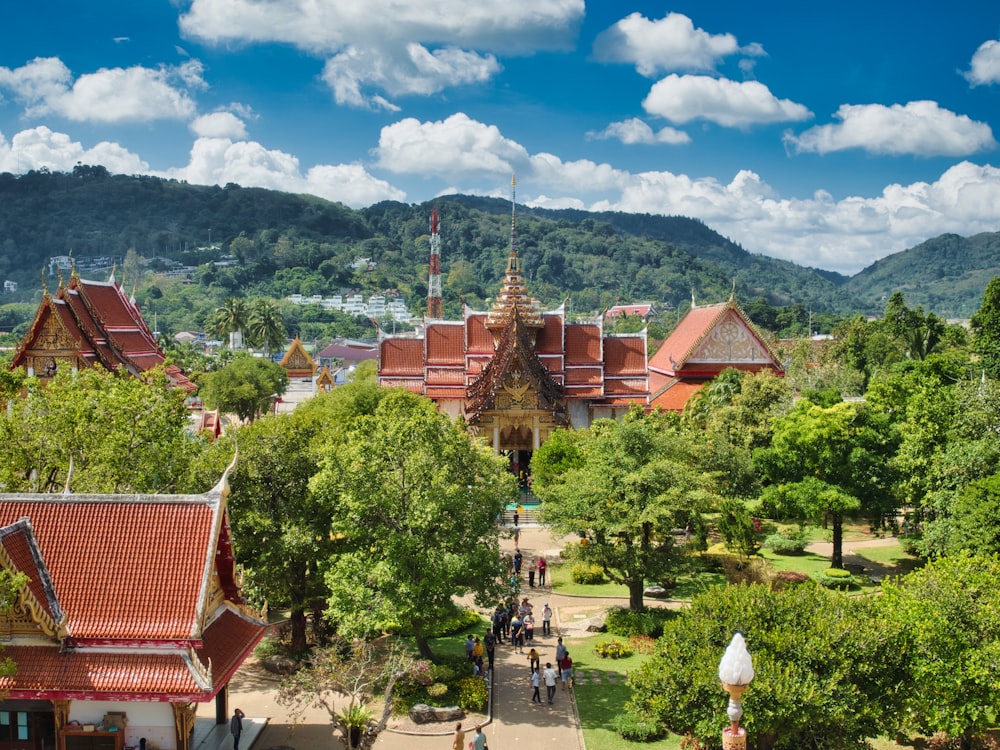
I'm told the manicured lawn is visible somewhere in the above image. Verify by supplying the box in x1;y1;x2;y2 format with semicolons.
547;560;630;598
572;633;683;750
853;543;924;576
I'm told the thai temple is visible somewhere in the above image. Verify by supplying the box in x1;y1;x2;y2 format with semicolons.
10;271;195;393
378;187;783;471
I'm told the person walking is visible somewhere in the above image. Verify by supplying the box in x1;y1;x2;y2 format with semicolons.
452;723;466;750
527;646;540;674
530;668;542;704
537;556;547;587
541;603;552;636
559;650;574;690
510;613;523;653
524;613;535;643
542;663;558;704
230;708;245;750
472;725;487;750
484;630;497;670
556;637;567;664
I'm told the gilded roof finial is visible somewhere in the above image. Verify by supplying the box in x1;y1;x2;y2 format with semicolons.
109;261;117;285
509;173;517;257
40;267;49;297
56;264;64;291
68;250;79;282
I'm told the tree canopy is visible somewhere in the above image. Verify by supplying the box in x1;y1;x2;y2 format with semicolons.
199;354;288;422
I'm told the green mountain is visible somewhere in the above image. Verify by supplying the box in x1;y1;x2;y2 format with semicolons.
843;232;1000;319
0;168;995;324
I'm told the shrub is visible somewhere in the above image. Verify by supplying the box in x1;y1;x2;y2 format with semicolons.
763;531;808;554
815;568;857;590
385;606;482;637
429;664;458;683
612;712;664;742
595;639;634;659
456;677;489;711
253;637;285;658
770;571;810;590
571;563;605;585
605;606;675;639
629;635;656;655
426;682;449;698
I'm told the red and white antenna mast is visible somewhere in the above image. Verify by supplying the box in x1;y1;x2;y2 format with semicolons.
427;209;443;318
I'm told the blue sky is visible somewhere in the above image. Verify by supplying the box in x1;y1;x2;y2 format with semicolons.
1;1;998;275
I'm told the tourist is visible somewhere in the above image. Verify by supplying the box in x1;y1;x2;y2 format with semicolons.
559;650;574;689
542;602;552;636
484;629;497;670
472;725;487;750
527;558;536;588
513;548;523;575
510;612;524;653
530;667;542;704
230;708;244;750
465;634;476;661
472;636;483;663
452;722;465;750
542;662;558;704
527;646;540;674
537;556;547;587
556;636;567;663
524;612;534;642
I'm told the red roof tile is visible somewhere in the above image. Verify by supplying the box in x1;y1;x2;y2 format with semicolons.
379;338;424;377
565;324;602;364
0;496;218;641
605;335;647;375
465;314;494;354
426;323;465;365
564;367;603;385
535;316;564;354
649;379;706;412
425;367;465;385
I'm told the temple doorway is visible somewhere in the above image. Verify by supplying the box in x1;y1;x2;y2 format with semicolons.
0;703;55;750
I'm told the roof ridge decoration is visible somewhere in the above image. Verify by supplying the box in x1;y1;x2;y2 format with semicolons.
466;308;567;426
486;175;544;332
0;518;68;640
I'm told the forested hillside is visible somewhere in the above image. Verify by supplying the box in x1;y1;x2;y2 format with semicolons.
0;169;996;331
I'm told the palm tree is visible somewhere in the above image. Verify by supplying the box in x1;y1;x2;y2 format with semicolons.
247;298;287;356
208;297;249;349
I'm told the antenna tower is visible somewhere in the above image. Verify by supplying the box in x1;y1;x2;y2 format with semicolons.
427;209;443;318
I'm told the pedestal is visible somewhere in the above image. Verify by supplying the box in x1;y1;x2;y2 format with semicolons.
722;726;746;750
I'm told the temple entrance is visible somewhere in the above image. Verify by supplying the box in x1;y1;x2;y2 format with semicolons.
0;703;55;750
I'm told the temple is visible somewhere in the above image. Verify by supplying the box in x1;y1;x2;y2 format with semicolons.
378;196;648;467
648;296;784;411
0;467;265;750
10;271;195;392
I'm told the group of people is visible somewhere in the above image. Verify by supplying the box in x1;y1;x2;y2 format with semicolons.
504;548;548;589
489;596;555;653
528;637;573;705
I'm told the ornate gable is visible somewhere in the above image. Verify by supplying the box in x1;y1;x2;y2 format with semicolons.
279;335;316;378
688;309;775;364
0;519;68;641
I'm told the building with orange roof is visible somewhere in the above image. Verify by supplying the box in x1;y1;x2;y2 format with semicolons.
10;272;196;393
648;296;784;412
379;207;648;471
0;467;265;750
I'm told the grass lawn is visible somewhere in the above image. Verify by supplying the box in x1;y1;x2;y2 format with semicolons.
547;560;630;598
572;633;684;750
853;543;924;576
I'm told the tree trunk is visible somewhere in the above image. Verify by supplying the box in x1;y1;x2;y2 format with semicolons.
290;608;308;654
831;512;844;570
628;579;645;611
413;632;434;661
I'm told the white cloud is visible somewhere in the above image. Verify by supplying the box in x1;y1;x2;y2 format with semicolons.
643;74;811;128
180;0;583;106
164;137;405;207
965;39;1000;86
592;12;760;77
376;113;530;176
190;111;248;139
321;44;500;108
0;57;202;123
0;126;149;174
786;101;997;156
587;118;691;145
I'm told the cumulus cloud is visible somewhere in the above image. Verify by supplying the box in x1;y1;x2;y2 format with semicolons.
0;57;203;123
643;74;811;128
965;39;1000;86
180;0;582;106
785;100;997;156
321;44;500;108
163;137;406;207
190;111;248;139
0;126;149;174
592;11;760;76
376;113;530;176
587;118;691;145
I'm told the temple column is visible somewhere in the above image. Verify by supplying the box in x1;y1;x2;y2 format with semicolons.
493;426;500;455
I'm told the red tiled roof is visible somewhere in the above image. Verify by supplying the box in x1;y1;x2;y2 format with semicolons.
649;378;706;412
564;366;603;385
535;315;565;354
425;367;465;385
565;324;602;364
379;338;424;377
426;323;465;365
0;520;61;625
465;314;494;354
198;607;266;695
605;335;647;376
0;496;219;642
606;303;654;318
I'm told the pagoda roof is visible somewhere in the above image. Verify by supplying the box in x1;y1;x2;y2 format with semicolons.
11;275;195;392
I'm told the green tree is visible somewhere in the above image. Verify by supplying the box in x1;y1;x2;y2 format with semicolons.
0;367;205;493
627;583;908;750
882;552;1000;749
208;296;249;349
945;474;1000;555
199;354;288;423
532;408;720;610
246;297;287;355
754;400;897;569
310;389;516;659
970;276;1000;379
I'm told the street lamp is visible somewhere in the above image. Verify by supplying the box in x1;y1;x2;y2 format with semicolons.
718;632;754;750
